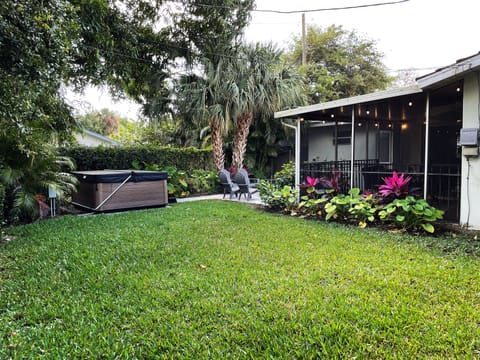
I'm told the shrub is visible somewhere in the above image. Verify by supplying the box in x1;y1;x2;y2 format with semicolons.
378;196;444;233
325;188;363;222
348;193;378;226
273;161;295;187
60;146;214;172
258;181;298;212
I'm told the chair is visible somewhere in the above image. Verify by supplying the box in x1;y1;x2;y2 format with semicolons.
218;169;240;199
233;168;258;200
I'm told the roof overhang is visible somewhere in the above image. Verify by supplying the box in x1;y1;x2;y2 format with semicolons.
417;52;480;89
274;85;422;119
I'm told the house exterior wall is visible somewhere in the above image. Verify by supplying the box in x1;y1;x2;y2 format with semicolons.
74;132;120;147
460;72;480;229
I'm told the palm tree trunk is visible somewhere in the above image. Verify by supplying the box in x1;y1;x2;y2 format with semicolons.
232;112;253;169
210;122;225;170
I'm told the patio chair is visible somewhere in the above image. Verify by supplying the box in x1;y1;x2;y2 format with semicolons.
218;169;240;199
233;168;258;200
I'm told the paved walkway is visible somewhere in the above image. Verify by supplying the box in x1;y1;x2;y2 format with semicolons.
177;191;262;205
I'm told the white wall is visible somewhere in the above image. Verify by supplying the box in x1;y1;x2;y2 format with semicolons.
460;72;480;229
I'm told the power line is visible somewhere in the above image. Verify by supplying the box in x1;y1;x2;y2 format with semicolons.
170;0;410;14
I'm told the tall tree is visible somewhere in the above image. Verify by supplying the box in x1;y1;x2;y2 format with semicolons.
0;0;254;221
230;44;306;169
176;58;236;170
287;24;392;103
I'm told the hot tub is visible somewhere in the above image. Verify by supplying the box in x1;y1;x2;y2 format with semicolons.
71;170;168;212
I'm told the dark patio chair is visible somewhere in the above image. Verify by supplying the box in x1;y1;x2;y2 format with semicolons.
218;169;240;199
233;168;258;200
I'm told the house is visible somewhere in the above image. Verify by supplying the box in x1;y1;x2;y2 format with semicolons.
275;51;480;228
74;129;122;147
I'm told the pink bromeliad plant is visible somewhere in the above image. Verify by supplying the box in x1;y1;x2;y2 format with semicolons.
301;176;320;197
378;171;411;199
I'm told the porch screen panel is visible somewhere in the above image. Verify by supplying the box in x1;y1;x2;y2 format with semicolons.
378;130;392;163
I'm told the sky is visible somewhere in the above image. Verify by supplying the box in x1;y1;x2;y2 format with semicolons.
68;0;480;119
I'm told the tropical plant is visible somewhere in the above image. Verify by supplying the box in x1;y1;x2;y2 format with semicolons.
0;154;78;223
273;161;295;187
324;188;361;221
348;193;378;227
378;171;412;200
176;57;236;170
378;196;444;233
297;196;329;217
319;170;346;195
230;43;306;169
257;181;298;212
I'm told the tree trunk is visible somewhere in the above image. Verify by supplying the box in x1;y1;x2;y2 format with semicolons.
232;112;253;169
210;122;225;170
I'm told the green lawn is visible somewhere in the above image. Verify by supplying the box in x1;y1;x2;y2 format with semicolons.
1;201;479;358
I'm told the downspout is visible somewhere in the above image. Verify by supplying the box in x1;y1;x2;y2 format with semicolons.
281;119;301;193
350;105;355;188
334;119;338;162
423;93;430;200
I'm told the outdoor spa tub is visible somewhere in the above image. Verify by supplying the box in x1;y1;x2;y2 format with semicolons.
71;170;168;212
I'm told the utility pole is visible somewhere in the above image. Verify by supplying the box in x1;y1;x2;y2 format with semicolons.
301;13;307;66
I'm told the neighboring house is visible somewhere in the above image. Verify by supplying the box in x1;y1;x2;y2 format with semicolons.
74;129;122;147
275;51;480;228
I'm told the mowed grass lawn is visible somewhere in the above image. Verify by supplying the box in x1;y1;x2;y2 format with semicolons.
1;201;479;359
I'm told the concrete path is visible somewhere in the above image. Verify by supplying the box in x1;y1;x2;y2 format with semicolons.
177;191;262;205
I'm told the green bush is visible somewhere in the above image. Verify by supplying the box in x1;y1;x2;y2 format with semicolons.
257;181;298;212
60;146;214;172
325;188;364;222
273;161;295;187
378;196;444;233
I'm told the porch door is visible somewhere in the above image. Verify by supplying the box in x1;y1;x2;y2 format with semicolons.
428;124;461;221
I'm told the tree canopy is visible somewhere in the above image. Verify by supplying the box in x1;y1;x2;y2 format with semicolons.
0;0;254;222
287;24;392;103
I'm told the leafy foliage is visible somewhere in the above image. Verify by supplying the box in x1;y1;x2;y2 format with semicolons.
61;146;214;173
286;24;392;103
76;109;122;136
273;161;296;187
378;171;412;200
378;196;444;233
257;182;298;212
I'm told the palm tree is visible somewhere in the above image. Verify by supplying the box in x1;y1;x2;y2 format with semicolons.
230;43;306;169
177;58;236;170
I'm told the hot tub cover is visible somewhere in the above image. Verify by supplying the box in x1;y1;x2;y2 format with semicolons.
72;170;168;183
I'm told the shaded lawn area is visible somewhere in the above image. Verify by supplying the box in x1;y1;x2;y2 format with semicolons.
0;201;479;358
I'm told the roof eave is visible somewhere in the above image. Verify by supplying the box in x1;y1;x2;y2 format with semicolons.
274;85;422;119
417;52;480;89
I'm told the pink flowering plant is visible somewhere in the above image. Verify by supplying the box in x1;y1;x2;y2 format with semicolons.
378;171;411;200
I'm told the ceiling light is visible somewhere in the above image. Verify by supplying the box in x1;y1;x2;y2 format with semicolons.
408;102;413;107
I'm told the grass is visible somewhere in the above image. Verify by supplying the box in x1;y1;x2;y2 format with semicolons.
1;200;479;359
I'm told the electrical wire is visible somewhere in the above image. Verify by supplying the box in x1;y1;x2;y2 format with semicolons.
170;0;410;14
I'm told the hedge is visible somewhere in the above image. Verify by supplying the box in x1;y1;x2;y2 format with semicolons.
60;146;215;172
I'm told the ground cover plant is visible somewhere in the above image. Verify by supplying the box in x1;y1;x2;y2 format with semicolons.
1;201;479;358
260;170;444;234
